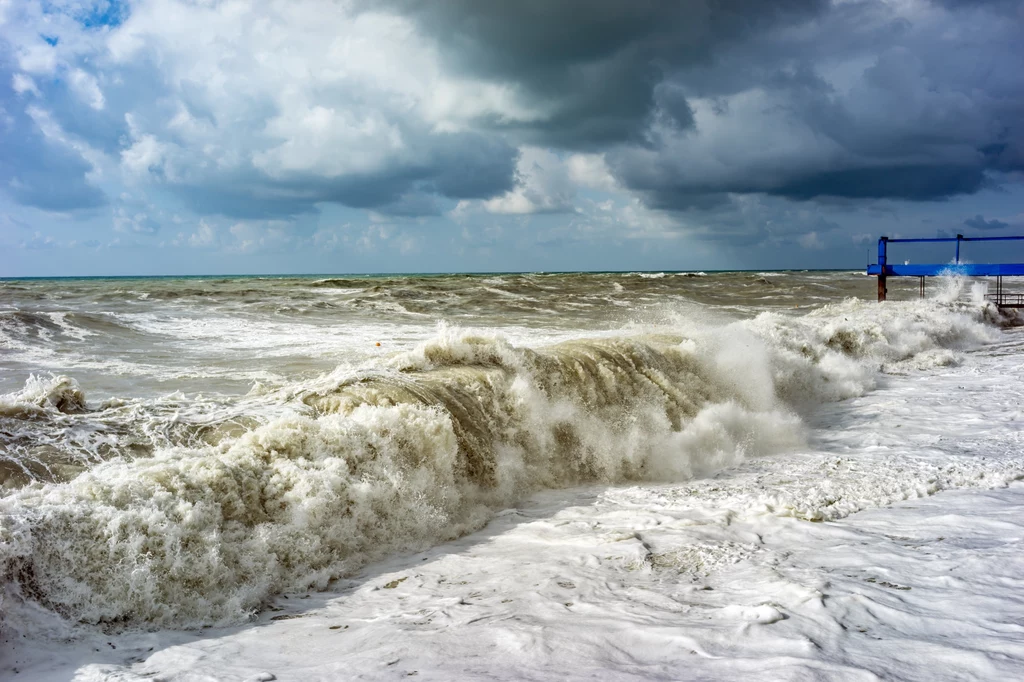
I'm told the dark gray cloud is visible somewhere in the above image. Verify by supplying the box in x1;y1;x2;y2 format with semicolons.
772;165;990;202
428;136;521;199
374;193;443;218
382;0;1023;207
929;0;1022;11
964;214;1010;231
388;0;828;148
605;2;1024;207
162;132;518;219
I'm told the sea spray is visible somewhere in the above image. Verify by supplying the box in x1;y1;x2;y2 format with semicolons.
0;293;1010;633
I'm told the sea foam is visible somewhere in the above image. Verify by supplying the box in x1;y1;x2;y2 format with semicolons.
0;294;1011;633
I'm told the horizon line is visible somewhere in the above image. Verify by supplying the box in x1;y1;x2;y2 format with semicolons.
0;267;865;281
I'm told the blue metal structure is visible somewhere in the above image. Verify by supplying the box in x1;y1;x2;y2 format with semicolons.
867;234;1024;303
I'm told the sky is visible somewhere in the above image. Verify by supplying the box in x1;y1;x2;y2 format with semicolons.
1;0;1023;276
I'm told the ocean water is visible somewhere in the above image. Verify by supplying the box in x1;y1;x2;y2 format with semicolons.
1;270;1021;636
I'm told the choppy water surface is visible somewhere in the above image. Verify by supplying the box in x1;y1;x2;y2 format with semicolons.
2;270;926;393
0;271;883;488
0;270;1019;633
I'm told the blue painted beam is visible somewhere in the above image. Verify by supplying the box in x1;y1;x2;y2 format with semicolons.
884;236;1024;244
867;264;1024;277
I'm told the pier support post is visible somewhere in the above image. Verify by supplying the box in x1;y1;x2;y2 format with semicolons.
877;236;888;302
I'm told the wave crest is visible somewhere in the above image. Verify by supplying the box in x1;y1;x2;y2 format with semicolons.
0;374;87;418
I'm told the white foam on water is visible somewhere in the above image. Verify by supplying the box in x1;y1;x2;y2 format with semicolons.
6;346;1023;679
44;312;95;342
1;288;1018;637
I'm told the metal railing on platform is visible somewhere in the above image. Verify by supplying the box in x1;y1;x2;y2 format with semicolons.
867;234;1024;302
986;292;1024;308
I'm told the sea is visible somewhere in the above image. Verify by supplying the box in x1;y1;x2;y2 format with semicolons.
2;270;1023;675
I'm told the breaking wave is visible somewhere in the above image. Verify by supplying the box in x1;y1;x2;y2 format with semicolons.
0;294;1010;634
0;374;88;418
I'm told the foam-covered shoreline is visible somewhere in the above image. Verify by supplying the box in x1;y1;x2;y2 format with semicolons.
1;289;1014;634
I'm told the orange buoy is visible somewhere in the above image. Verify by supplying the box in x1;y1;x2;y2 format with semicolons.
376;342;381;346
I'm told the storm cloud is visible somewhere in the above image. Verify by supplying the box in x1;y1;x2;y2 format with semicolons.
1;0;1022;256
606;4;1023;206
384;0;830;148
965;214;1011;231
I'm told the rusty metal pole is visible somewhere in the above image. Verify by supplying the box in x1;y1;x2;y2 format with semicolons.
877;236;888;302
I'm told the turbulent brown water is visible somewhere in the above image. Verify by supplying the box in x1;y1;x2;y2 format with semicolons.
0;270;1017;632
0;270;884;489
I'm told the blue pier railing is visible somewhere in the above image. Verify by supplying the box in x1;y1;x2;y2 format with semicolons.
867;234;1024;304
